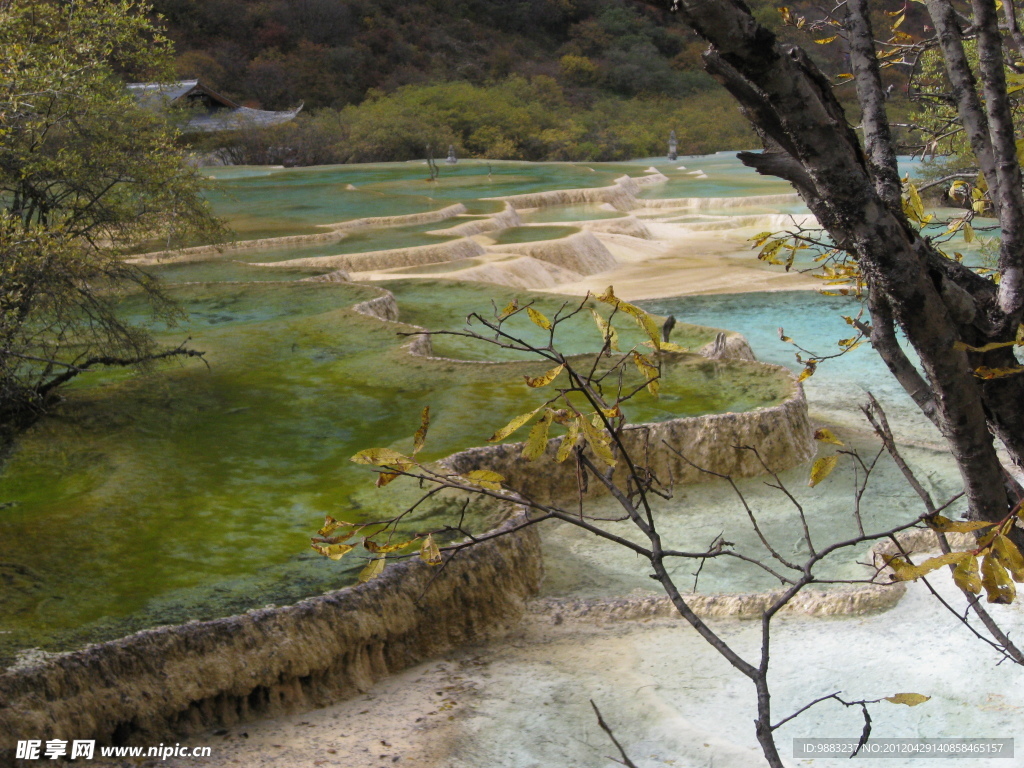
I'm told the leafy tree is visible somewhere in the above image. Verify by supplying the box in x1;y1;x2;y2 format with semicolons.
0;0;218;427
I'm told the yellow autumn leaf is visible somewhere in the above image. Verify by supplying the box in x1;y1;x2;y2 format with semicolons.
556;418;581;463
596;286;661;350
413;406;430;455
953;555;982;594
993;534;1024;582
311;542;355;561
888;551;973;581
814;35;837;44
499;298;519;319
644;340;689;353
797;361;817;382
420;534;442;565
318;516;359;537
351;447;413;467
358;556;386;583
972;365;1024;379
364;538;415;554
925;515;994;534
463;469;506;490
963;221;975;243
524;364;565;388
981;552;1016;603
375;471;401;487
808;454;839;487
527;306;552;330
590;309;620;351
522;411;554;461
488;407;541;442
579;414;616;467
885;693;930;707
631;351;660;397
953;339;1020;353
813;428;844;446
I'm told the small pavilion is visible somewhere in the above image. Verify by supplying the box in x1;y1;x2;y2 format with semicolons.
127;79;303;133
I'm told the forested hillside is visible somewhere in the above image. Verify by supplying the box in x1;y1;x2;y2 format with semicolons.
152;0;916;162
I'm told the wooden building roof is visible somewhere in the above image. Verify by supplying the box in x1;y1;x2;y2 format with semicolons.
127;80;302;132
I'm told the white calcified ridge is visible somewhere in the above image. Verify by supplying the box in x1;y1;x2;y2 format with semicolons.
429;203;521;237
127;204;468;265
425;256;585;290
0;515;542;759
441;378;813;504
636;192;801;210
483;230;618;276
250;237;486;272
581;215;653;239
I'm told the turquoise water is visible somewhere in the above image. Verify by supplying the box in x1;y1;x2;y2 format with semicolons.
0;153;946;665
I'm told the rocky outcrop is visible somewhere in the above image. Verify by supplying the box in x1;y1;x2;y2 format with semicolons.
0;515;541;763
699;332;756;361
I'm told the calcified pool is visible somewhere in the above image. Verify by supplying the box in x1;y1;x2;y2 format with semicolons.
0;154;940;666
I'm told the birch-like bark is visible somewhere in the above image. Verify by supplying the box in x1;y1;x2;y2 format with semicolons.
924;0;1000;197
1000;0;1024;61
847;0;902;209
971;0;1024;317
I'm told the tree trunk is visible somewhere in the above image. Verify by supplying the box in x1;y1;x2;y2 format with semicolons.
654;0;1023;528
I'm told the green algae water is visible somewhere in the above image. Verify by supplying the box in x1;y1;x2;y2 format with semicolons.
0;155;859;664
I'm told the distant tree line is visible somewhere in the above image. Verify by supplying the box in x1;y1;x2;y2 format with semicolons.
202;75;755;165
